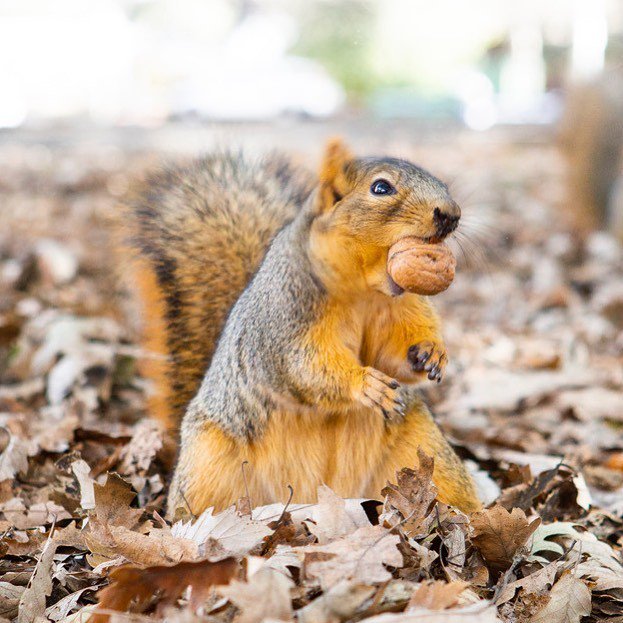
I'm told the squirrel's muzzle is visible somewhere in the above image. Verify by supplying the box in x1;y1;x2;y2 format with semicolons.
433;203;460;239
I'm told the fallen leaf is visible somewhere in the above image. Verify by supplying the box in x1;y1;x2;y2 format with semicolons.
298;580;375;623
45;587;96;622
220;567;293;623
0;433;32;482
118;419;162;482
92;472;143;529
71;459;95;510
363;602;502;622
0;582;25;620
528;522;579;563
172;506;272;557
305;485;363;544
530;572;591;623
380;449;437;536
17;536;58;623
86;522;199;567
471;505;541;574
92;557;238;623
301;524;402;589
495;561;558;605
407;580;469;611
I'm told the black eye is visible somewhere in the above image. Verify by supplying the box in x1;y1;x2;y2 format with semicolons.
370;179;395;195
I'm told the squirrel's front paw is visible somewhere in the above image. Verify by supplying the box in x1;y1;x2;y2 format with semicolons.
408;341;447;383
358;367;405;423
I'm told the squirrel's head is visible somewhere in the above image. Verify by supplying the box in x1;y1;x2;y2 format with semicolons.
311;138;460;296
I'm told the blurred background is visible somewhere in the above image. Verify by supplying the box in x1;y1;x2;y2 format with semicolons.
0;0;620;129
2;0;623;236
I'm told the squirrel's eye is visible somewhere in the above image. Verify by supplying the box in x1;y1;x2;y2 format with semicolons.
370;179;395;195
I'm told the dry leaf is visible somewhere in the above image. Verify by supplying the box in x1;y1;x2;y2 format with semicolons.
118;419;163;484
52;522;87;549
92;557;238;623
530;573;591;623
380;449;437;536
471;506;541;573
407;580;469;611
305;485;363;544
172;506;272;557
301;525;402;589
86;523;199;567
495;561;557;605
0;433;32;482
45;587;96;622
363;602;502;622
92;472;143;528
0;582;25;620
220;567;293;623
71;459;95;510
17;536;58;623
298;580;375;623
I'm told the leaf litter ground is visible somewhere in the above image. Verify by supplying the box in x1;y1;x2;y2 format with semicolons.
0;129;622;623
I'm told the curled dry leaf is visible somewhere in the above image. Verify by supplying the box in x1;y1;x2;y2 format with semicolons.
45;587;96;622
380;448;437;536
92;557;239;623
530;572;591;623
471;505;541;574
118;419;163;480
0;433;32;482
495;561;558;606
71;459;95;510
86;523;199;568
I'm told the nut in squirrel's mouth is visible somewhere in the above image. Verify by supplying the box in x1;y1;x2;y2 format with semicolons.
387;273;405;296
386;235;443;296
385;234;457;298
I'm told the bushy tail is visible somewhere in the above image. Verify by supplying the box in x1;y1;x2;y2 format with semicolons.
125;152;314;432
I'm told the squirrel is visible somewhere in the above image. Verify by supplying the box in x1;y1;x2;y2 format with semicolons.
125;139;481;516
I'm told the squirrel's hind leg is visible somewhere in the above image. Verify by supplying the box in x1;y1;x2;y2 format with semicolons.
167;424;252;517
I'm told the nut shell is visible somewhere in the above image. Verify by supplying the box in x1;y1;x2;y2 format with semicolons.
387;238;456;295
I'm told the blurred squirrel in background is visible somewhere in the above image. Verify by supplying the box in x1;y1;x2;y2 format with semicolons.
125;139;481;516
560;69;623;241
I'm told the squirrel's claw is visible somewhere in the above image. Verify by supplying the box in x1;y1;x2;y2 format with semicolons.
360;367;404;423
408;341;447;382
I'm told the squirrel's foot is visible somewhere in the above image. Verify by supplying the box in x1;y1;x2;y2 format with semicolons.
359;367;405;423
408;341;447;383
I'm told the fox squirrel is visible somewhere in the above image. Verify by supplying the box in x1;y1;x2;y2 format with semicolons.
126;139;481;516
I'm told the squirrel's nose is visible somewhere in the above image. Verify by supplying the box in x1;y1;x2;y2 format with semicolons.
433;203;460;238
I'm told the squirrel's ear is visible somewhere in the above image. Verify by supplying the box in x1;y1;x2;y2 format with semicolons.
315;137;354;214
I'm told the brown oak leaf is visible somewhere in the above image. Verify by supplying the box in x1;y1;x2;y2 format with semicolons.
471;505;541;574
380;448;437;536
92;473;144;529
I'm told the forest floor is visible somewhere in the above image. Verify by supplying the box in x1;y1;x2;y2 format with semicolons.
0;123;622;623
